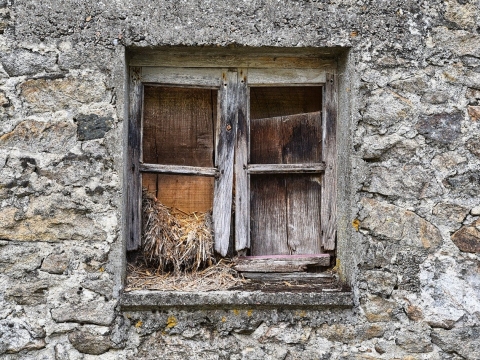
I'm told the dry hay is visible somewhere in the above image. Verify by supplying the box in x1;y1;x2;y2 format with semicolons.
125;259;248;292
142;190;215;273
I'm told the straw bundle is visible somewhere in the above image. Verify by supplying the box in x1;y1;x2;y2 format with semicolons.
141;190;215;273
125;259;248;292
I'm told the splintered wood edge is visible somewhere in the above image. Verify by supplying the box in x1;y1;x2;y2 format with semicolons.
233;255;331;272
240;272;336;281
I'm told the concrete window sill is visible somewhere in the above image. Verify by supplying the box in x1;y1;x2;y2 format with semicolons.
120;290;354;310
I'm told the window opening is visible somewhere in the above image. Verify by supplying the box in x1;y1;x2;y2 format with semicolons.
125;60;338;292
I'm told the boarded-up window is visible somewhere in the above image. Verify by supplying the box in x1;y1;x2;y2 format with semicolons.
126;58;337;271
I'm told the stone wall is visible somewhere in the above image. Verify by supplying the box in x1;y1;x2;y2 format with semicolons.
0;0;479;358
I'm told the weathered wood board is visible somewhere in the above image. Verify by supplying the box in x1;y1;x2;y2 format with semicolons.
234;255;330;272
250;175;322;255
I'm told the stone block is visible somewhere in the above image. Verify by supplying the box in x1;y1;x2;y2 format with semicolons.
0;318;46;355
68;329;112;355
0;242;50;275
467;106;480;121
431;151;467;172
361;89;411;129
395;326;433;353
6;279;49;305
0;91;9;107
0;120;77;153
421;91;449;104
75;114;113;141
364;271;397;296
360;198;443;252
0;49;56;77
431;327;480;359
19;75;107;113
432;202;469;223
415;112;462;144
51;300;116;326
41;253;69;274
444;0;477;29
364;164;442;199
0;199;107;242
432;28;480;57
445;171;480;197
451;219;480;253
361;295;397;323
466;137;480;158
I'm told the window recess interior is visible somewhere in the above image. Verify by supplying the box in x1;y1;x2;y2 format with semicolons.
126;59;337;274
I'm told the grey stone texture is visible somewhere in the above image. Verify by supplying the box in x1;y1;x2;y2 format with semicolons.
0;0;479;358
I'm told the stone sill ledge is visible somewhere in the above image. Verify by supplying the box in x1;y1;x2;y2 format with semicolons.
120;290;354;310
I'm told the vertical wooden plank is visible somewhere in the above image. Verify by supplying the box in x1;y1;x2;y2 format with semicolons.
213;70;238;256
321;73;338;250
250;112;322;164
126;67;143;251
286;175;322;254
235;69;249;252
250;175;289;255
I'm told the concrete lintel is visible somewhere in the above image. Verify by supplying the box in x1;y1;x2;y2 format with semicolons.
120;290;354;310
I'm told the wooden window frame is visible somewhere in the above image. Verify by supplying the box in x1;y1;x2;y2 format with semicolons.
125;58;338;265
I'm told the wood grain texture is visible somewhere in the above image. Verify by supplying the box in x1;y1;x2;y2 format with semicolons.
250;112;322;165
234;255;330;272
235;69;250;252
286;176;322;254
248;68;326;85
143;174;214;213
321;73;338;250
250;86;322;120
240;272;334;281
247;163;325;174
250;175;289;256
126;67;143;251
250;175;322;255
213;71;238;256
140;163;217;176
142;86;215;167
141;67;222;87
130;48;336;69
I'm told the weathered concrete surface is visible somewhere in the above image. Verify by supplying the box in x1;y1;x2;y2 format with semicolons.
0;0;479;358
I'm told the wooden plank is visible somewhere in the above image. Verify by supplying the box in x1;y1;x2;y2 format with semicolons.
250;87;322;120
321;73;338;250
213;70;238;256
140;163;217;177
247;163;325;174
286;176;322;254
234;255;330;272
145;175;213;213
250;112;322;164
141;67;222;87
248;68;326;85
235;69;249;252
240;272;334;281
142;86;215;167
126;67;143;251
250;175;289;255
130;49;336;69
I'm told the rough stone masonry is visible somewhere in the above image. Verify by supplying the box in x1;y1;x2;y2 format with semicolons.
0;0;479;359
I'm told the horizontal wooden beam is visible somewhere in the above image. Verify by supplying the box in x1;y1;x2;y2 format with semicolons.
140;163;218;177
130;50;336;69
247;163;326;174
241;272;336;281
234;254;330;272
